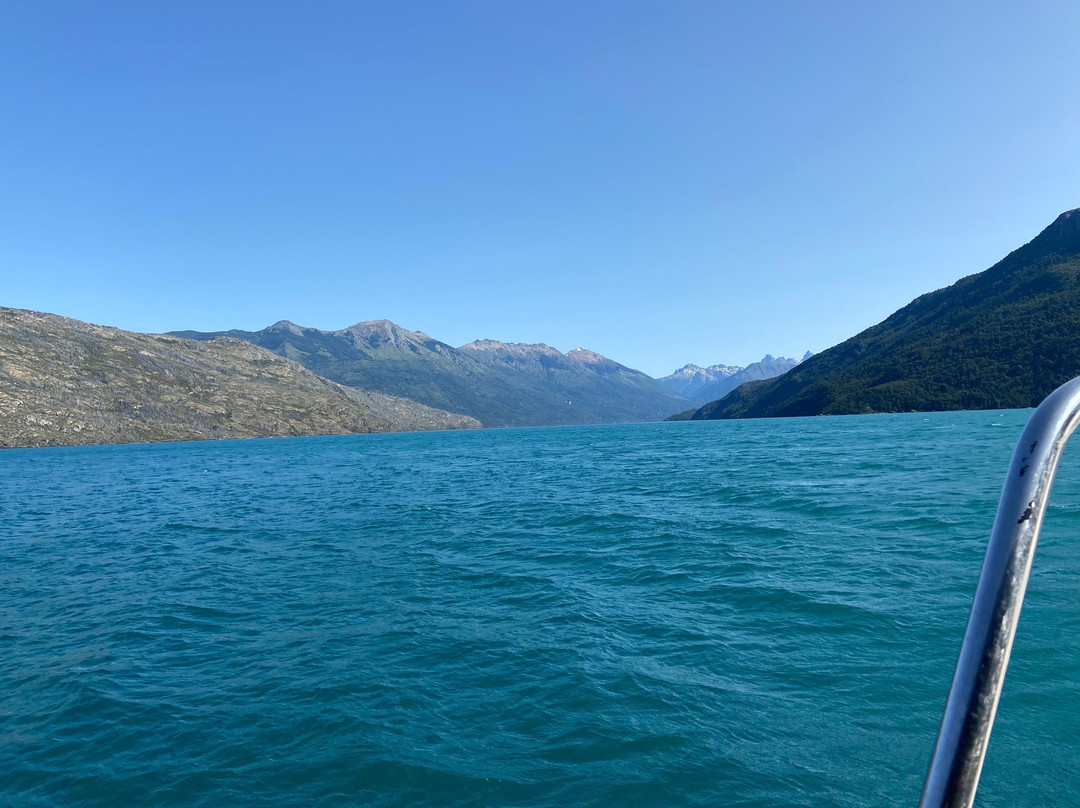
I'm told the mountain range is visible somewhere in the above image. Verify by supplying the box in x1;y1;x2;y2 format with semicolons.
693;355;805;403
10;206;1078;447
172;321;691;428
657;363;740;398
0;308;478;448
659;355;806;404
684;207;1080;420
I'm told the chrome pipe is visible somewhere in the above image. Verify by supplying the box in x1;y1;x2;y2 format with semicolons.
919;376;1080;807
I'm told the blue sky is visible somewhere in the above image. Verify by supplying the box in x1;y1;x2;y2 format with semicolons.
2;1;1078;377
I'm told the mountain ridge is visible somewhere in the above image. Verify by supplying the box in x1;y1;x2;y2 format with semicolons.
0;307;479;448
659;355;804;403
693;355;803;404
657;363;741;398
173;322;691;427
686;207;1080;420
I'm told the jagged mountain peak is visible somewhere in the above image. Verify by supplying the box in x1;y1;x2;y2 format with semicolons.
666;362;741;377
754;354;801;365
657;361;746;398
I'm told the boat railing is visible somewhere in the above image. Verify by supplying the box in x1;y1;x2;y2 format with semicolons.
919;376;1080;807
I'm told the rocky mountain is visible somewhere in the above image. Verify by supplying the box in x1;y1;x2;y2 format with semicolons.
658;363;741;398
693;355;802;403
660;355;804;407
173;323;691;427
0;308;479;448
460;340;691;424
685;207;1080;420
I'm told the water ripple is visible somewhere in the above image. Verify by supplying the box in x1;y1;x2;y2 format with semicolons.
2;411;1079;806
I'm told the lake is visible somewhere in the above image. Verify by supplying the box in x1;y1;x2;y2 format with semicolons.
3;410;1079;807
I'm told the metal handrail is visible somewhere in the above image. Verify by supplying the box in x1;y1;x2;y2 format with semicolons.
919;376;1080;807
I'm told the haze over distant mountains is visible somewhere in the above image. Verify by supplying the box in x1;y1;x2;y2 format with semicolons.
657;363;740;398
173;321;691;428
685;207;1080;420
658;354;807;405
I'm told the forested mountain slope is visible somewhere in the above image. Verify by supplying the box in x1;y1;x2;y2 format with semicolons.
691;207;1080;419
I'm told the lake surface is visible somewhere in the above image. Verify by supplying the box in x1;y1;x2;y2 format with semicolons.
3;411;1080;807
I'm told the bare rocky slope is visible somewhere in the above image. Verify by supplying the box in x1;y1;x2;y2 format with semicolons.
0;308;479;448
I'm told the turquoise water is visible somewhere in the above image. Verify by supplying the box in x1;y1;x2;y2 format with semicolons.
3;411;1080;807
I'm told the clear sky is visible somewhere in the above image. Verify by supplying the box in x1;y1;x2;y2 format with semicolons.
2;2;1078;377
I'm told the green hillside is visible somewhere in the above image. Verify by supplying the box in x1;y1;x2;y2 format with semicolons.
691;207;1080;419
